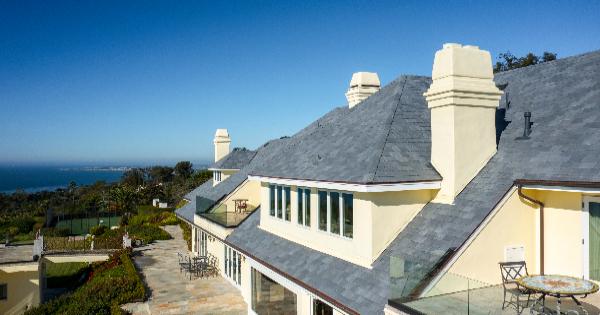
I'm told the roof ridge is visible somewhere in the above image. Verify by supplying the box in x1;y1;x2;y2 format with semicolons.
494;48;600;76
370;77;408;182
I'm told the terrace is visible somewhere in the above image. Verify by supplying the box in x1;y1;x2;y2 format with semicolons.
388;258;600;315
197;196;257;228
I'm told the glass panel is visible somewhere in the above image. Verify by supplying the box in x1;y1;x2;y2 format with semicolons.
343;193;353;238
237;254;242;285
313;299;333;315
228;247;232;277
251;268;297;315
305;189;311;227
276;186;283;218
318;191;328;231
330;192;340;235
233;251;237;282
590;202;600;280
284;186;291;221
269;185;275;216
297;188;303;224
224;246;228;276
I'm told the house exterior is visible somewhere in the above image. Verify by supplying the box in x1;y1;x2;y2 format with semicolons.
0;245;41;315
176;43;600;314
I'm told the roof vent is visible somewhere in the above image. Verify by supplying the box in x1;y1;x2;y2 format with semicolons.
516;112;533;140
345;72;380;108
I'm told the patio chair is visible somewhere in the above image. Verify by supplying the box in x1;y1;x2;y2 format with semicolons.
178;253;191;274
499;261;533;314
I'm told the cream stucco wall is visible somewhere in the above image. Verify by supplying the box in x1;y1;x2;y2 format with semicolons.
427;188;597;297
258;182;432;267
220;179;261;213
0;264;40;315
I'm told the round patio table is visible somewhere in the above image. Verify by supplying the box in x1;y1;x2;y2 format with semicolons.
517;275;598;314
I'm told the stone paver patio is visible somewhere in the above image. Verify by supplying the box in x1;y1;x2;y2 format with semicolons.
122;225;247;315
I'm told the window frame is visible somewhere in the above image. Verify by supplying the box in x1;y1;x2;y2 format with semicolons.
0;283;6;300
296;187;311;227
224;245;242;286
269;184;291;221
317;190;353;239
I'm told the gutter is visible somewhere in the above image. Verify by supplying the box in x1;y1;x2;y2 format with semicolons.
516;183;545;275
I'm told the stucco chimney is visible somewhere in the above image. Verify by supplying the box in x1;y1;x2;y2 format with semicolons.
213;129;231;162
345;72;381;108
424;43;503;203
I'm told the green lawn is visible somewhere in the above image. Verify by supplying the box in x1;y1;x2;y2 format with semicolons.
46;262;90;288
55;216;121;235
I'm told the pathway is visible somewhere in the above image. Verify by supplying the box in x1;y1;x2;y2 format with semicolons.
122;225;247;315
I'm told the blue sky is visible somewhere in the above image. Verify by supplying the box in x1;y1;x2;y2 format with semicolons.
1;1;599;166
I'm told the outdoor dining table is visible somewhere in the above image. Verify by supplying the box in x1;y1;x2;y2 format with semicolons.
517;274;599;314
232;198;248;213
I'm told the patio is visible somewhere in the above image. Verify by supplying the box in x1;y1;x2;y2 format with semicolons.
122;225;246;315
399;284;600;315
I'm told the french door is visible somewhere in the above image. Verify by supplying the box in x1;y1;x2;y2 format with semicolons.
583;197;600;281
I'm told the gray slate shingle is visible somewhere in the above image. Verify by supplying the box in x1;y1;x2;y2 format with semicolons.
224;50;600;314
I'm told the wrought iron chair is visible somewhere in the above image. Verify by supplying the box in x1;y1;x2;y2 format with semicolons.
499;261;533;314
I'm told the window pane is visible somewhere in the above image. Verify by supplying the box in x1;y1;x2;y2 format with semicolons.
251;268;297;315
233;251;237;281
318;191;327;231
284;187;291;221
237;254;242;285
330;192;340;234
343;193;353;238
305;189;311;227
313;299;333;315
297;188;303;224
276;186;283;218
224;246;227;276
269;185;275;216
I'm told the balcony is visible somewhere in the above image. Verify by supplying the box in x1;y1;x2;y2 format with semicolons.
388;255;600;315
197;203;257;228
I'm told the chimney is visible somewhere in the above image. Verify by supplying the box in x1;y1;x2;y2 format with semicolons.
424;43;503;203
345;72;381;108
213;129;231;162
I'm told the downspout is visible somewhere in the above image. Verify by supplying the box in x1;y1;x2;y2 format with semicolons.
517;184;545;275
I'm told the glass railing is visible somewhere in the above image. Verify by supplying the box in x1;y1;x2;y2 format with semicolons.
198;204;257;228
389;255;514;315
388;255;600;314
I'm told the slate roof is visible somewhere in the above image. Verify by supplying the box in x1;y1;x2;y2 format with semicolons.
249;76;441;183
224;50;600;314
209;147;257;170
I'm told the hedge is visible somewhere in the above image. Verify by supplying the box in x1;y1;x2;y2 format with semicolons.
25;250;145;315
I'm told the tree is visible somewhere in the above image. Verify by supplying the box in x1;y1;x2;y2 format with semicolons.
121;168;145;187
493;50;557;73
147;166;173;184
174;161;193;180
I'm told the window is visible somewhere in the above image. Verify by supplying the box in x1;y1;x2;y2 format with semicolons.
213;171;222;182
297;188;311;227
318;191;328;231
197;229;208;256
269;185;275;216
343;193;353;238
284;186;291;221
276;186;283;218
317;190;353;238
330;192;340;234
269;184;291;221
313;299;333;315
224;245;242;286
251;268;297;315
0;284;6;300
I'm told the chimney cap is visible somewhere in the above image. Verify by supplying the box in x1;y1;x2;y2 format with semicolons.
214;128;229;138
349;72;381;88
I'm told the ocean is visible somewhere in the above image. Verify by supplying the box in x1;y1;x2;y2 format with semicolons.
0;166;126;194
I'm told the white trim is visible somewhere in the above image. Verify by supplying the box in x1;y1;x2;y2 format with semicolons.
582;196;600;280
419;186;518;296
248;175;441;192
523;185;600;194
208;168;240;171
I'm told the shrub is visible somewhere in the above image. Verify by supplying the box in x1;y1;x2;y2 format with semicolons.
25;250;145;315
46;262;89;288
90;225;108;236
126;225;171;244
179;220;192;251
42;227;70;237
10;216;36;234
